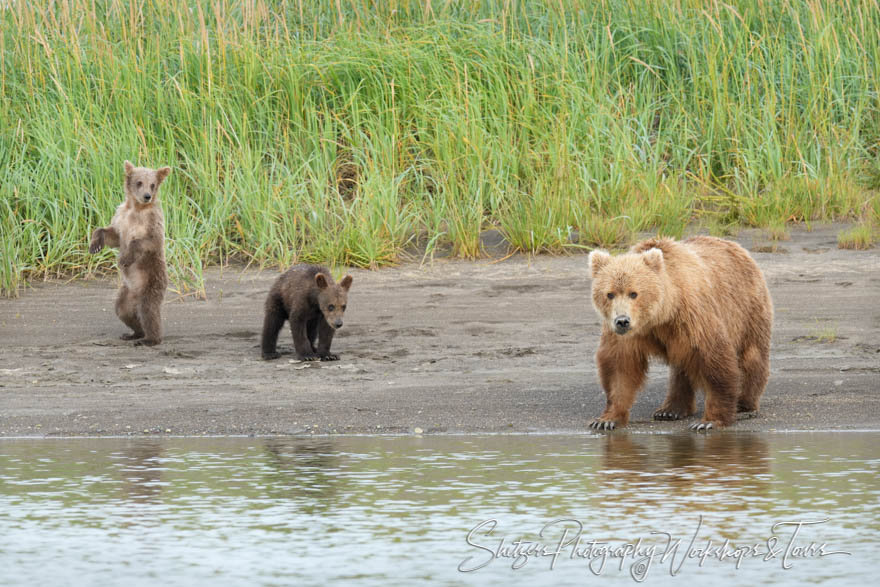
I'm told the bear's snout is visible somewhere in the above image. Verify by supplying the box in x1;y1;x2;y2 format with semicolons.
613;315;631;334
143;193;152;202
333;319;343;329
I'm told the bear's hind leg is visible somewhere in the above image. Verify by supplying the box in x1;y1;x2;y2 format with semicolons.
261;295;287;360
738;343;769;413
691;345;740;432
115;286;144;340
653;367;697;421
135;293;163;346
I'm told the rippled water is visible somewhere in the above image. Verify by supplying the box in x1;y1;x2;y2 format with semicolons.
1;433;878;585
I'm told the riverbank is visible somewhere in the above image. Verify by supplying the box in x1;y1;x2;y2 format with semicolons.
1;226;878;436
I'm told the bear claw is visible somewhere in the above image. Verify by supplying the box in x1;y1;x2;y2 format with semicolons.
320;354;339;361
689;421;714;432
589;420;616;431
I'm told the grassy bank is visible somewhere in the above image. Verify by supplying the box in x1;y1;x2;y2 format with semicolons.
2;0;879;297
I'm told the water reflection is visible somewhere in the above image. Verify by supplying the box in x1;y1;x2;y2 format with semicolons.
0;433;877;586
601;431;770;472
598;433;771;512
261;439;342;509
119;440;165;502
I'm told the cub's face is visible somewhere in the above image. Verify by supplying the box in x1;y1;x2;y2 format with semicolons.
588;248;665;336
124;160;171;205
315;273;353;329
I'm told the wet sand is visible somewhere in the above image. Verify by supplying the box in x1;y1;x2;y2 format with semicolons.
1;225;878;436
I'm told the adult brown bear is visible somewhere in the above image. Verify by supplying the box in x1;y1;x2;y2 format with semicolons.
587;236;773;432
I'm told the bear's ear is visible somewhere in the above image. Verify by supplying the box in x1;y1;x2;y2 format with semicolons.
156;166;171;185
588;250;611;278
642;248;664;271
339;275;353;291
124;160;134;176
315;273;329;289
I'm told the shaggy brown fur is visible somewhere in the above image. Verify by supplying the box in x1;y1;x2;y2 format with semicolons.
587;236;773;432
89;161;171;346
261;264;353;361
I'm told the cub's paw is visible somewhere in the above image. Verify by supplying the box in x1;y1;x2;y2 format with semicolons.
589;419;618;431
320;353;339;362
689;421;716;433
262;351;281;361
89;230;104;253
121;333;145;341
134;339;160;347
298;353;320;362
653;408;686;421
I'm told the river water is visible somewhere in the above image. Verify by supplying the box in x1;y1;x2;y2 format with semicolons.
1;432;877;585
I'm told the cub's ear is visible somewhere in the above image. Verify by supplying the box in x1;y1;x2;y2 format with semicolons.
124;160;134;176
588;249;611;278
156;166;171;185
339;275;353;291
315;273;329;289
642;248;664;271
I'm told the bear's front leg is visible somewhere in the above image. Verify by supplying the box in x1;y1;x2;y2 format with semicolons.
290;314;319;361
119;238;145;268
590;344;648;431
315;320;338;361
89;226;120;253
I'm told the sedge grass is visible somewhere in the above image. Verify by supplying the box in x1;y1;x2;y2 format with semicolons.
2;1;879;296
837;222;876;250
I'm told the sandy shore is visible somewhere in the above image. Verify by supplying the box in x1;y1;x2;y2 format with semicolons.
1;225;878;436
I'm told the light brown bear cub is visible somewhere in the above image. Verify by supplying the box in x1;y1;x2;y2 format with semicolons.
89;161;171;346
587;236;772;432
261;264;353;361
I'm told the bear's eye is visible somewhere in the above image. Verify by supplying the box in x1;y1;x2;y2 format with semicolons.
150;183;155;190
629;292;638;299
328;304;335;311
136;181;142;188
342;305;346;311
607;293;615;300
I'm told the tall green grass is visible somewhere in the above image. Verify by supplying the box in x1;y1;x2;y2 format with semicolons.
2;0;879;296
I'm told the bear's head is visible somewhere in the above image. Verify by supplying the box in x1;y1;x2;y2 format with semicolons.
314;272;353;330
124;161;171;206
588;247;671;336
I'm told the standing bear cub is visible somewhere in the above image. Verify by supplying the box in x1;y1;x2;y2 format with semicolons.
89;161;171;346
587;236;772;432
261;265;353;361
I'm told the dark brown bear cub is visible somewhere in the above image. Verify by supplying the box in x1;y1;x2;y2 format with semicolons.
261;264;353;361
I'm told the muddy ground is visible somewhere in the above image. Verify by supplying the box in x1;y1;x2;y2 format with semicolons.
1;225;878;436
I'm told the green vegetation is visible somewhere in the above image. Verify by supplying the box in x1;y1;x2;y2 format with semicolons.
765;219;790;242
2;1;879;297
807;319;839;344
837;222;876;250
